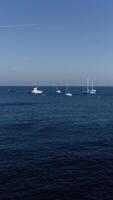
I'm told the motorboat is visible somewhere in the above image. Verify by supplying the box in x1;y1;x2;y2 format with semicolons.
31;87;43;94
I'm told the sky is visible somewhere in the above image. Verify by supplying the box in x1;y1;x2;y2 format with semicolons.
0;0;113;86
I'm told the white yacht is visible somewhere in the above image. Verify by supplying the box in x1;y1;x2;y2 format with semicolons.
31;87;43;94
89;80;96;94
65;86;72;96
83;79;90;94
65;92;72;96
83;79;96;94
56;89;61;94
56;86;61;94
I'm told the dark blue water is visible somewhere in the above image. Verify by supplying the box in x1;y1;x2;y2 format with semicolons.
0;86;113;200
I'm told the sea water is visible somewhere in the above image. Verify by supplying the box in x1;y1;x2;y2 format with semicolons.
0;87;113;200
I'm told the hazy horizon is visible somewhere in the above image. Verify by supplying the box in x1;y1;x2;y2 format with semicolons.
0;0;113;86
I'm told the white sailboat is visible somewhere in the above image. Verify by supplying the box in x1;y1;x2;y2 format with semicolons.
65;86;72;96
83;79;96;94
83;79;90;94
89;80;96;94
31;87;43;94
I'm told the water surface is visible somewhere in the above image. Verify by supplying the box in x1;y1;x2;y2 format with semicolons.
0;87;113;200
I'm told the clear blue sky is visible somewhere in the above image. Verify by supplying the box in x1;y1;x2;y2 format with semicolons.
0;0;113;85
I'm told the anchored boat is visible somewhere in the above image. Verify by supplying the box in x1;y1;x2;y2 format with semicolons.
31;87;43;94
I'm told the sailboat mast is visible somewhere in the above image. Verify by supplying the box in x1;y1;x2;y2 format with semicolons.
92;80;93;90
87;78;89;92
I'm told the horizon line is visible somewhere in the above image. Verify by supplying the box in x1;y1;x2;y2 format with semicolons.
0;85;113;87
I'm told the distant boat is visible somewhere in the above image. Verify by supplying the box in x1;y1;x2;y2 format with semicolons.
65;86;72;96
65;92;72;96
56;87;61;94
89;80;96;94
31;87;43;94
56;90;61;94
83;79;90;94
83;79;96;94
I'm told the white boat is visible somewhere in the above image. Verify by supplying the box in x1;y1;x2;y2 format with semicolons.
31;87;43;94
89;80;96;94
83;79;90;94
65;92;72;96
65;86;72;96
56;86;61;94
83;79;96;94
56;89;61;94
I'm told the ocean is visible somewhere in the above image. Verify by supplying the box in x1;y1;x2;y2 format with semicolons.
0;86;113;200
